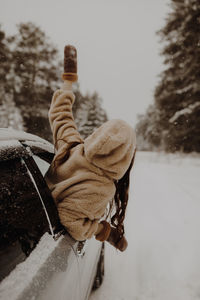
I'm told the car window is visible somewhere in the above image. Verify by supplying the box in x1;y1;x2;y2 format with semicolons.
0;158;50;282
33;155;50;176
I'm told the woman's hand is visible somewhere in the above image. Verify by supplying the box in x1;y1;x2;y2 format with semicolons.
62;45;78;82
107;227;128;252
95;221;128;252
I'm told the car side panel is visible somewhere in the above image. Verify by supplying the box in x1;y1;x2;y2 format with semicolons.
0;234;79;300
76;237;102;300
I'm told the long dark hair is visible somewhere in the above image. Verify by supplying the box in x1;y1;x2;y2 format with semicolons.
110;149;136;238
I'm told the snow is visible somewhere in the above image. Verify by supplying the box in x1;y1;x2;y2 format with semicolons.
90;151;200;300
0;128;54;157
0;128;46;142
0;140;27;161
23;140;54;154
0;233;62;300
175;83;194;95
169;101;200;123
0;139;22;149
1;150;200;299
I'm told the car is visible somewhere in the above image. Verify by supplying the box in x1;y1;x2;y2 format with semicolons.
0;128;104;300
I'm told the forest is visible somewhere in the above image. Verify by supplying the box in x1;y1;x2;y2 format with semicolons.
1;0;200;153
0;22;108;142
136;0;200;153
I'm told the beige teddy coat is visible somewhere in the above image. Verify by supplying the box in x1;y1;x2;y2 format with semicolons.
45;89;136;241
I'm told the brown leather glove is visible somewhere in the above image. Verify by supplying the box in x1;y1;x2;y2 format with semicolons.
62;45;78;82
95;221;128;252
95;221;111;242
107;227;128;252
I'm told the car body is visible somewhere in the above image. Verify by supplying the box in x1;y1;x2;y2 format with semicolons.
0;128;104;300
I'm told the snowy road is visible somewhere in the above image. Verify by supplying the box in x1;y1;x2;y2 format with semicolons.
90;151;200;300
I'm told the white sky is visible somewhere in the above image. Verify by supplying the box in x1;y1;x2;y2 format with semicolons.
0;0;170;127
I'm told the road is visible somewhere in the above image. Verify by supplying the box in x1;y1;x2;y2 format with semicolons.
90;151;200;300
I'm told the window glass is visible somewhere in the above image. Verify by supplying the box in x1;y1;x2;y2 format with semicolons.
0;158;49;282
33;155;50;176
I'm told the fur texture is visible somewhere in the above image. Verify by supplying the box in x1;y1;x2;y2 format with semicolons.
45;89;136;241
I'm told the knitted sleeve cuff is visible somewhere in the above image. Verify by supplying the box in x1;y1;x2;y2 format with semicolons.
62;73;78;82
95;221;111;242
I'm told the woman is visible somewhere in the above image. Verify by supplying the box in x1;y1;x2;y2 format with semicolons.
45;45;136;252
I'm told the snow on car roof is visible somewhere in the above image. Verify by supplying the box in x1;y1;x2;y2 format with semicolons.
23;140;54;154
0;140;27;161
0;129;54;161
0;128;50;144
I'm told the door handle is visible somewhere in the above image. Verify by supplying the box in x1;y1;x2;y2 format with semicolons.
76;241;87;257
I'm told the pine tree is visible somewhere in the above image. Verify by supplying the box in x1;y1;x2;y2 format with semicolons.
0;25;23;130
0;22;108;141
0;26;10;102
155;0;200;152
73;89;108;138
9;22;62;141
136;104;162;151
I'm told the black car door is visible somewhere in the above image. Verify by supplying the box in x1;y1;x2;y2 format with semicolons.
0;153;80;300
0;156;51;281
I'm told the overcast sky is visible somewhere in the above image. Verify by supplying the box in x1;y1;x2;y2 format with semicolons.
0;0;170;127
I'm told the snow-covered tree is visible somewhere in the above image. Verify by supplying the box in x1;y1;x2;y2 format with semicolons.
73;88;108;138
0;22;108;141
0;25;23;130
136;0;200;152
154;0;200;152
8;22;62;140
0;26;10;101
136;105;163;151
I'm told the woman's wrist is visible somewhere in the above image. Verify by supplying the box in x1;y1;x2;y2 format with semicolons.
61;80;73;91
95;223;104;235
95;221;111;242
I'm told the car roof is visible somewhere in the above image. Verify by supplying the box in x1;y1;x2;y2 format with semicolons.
0;128;54;161
0;128;51;143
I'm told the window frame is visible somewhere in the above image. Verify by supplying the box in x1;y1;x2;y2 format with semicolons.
21;144;64;239
0;154;54;281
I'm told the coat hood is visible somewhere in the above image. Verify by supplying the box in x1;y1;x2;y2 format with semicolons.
84;119;136;180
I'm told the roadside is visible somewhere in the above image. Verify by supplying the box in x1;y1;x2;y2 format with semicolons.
90;151;200;300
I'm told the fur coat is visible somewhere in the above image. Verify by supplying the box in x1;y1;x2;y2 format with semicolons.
45;89;136;241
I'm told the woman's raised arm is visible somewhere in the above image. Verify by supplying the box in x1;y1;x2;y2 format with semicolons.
49;88;83;151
